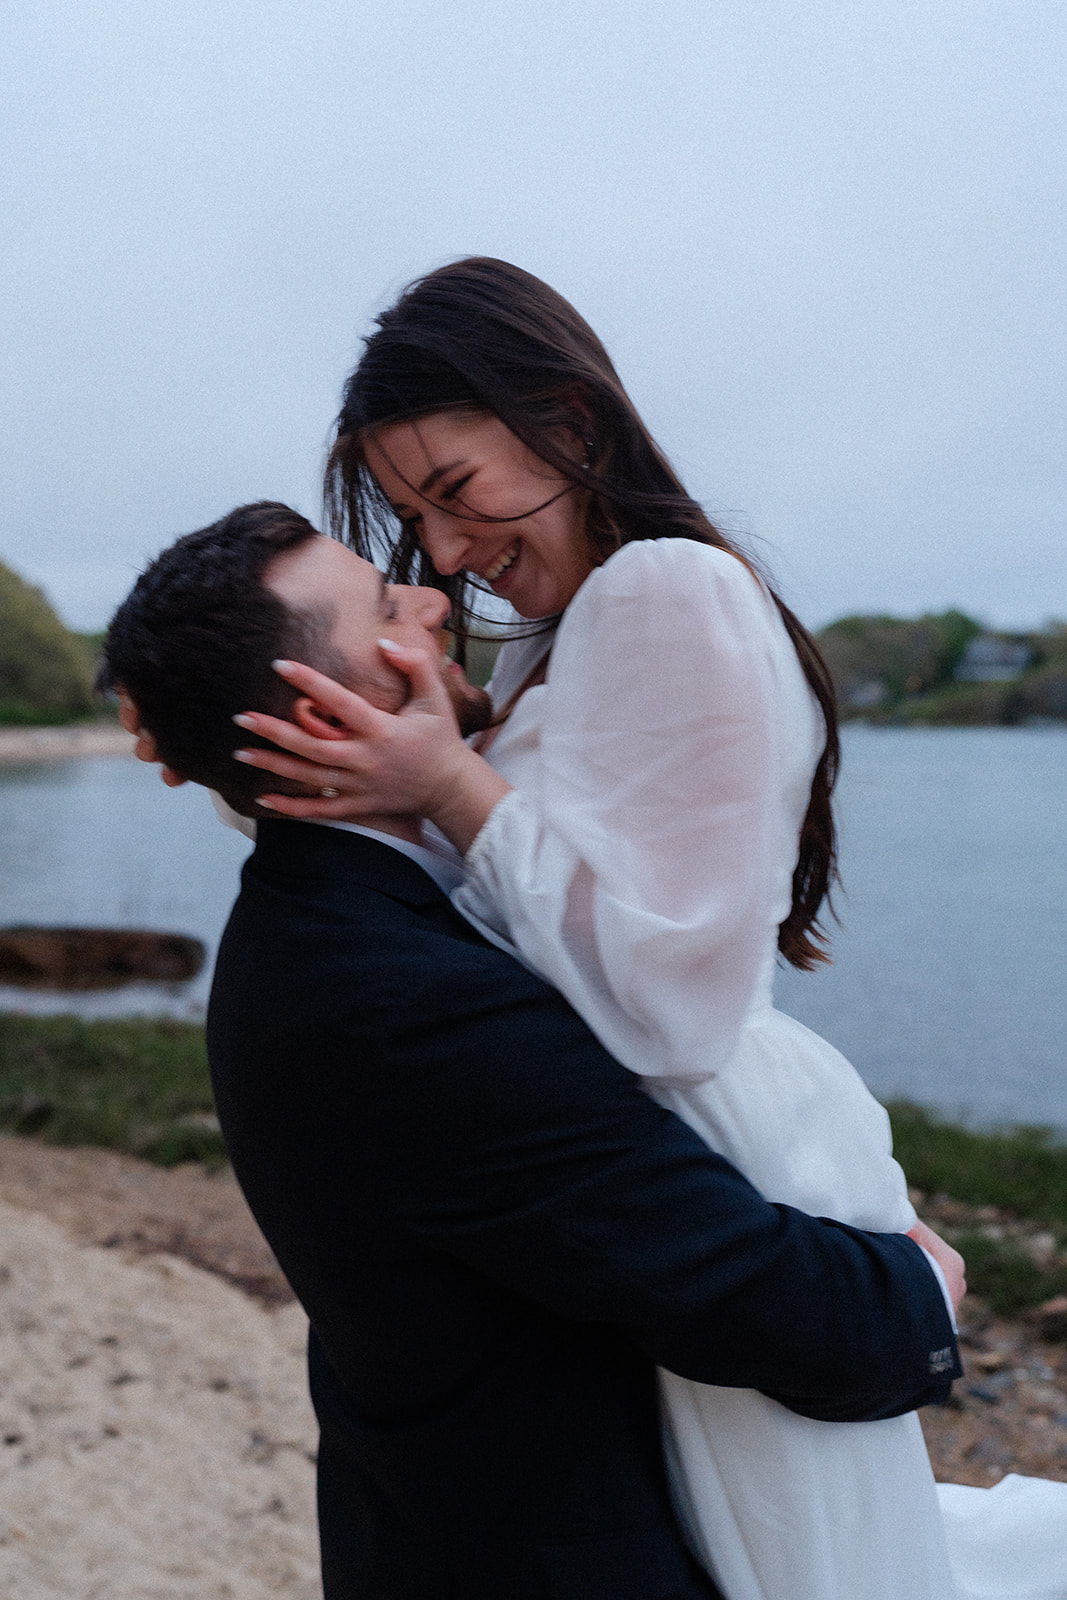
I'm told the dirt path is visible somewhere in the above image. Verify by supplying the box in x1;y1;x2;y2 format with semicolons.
1;1136;1066;1597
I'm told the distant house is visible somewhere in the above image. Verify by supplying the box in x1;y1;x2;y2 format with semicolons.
955;635;1032;683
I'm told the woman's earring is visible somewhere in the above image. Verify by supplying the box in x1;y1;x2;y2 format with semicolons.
582;439;595;470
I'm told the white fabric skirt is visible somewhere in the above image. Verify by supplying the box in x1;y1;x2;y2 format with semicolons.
649;1012;1067;1600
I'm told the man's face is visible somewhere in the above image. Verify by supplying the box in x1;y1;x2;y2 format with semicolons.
264;535;492;735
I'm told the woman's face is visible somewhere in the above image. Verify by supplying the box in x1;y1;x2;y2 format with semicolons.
363;411;596;619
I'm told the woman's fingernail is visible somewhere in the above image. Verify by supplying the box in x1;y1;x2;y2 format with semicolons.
256;797;278;810
378;638;402;652
271;659;295;674
233;749;256;764
232;713;254;729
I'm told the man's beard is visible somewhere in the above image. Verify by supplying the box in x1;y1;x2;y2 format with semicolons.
444;670;494;737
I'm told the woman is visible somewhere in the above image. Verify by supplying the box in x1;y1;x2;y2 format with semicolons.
234;259;1067;1600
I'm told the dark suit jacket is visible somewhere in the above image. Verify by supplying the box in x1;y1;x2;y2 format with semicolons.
207;820;960;1600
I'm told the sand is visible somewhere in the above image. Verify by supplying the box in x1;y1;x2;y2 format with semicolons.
0;1196;319;1599
2;1137;1067;1599
0;726;135;766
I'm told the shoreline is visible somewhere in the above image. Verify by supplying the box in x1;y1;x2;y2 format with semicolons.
0;723;135;765
1;1132;1065;1541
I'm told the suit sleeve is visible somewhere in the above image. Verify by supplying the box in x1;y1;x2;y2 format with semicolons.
352;953;960;1422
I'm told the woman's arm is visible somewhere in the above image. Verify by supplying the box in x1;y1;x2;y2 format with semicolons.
454;540;817;1083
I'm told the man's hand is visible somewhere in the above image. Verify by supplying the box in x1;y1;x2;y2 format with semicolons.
117;690;186;788
908;1219;966;1314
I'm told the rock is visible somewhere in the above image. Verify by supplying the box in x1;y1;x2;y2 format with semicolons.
1027;1296;1067;1343
929;1195;970;1224
1022;1231;1060;1268
965;1383;1003;1405
0;927;205;988
970;1350;1011;1372
966;1437;1013;1472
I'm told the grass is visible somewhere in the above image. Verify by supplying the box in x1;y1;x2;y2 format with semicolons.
0;1013;226;1168
889;1101;1067;1315
1;1016;1065;1314
946;1231;1067;1317
888;1101;1067;1230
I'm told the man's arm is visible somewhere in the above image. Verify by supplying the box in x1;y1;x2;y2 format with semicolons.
343;945;962;1420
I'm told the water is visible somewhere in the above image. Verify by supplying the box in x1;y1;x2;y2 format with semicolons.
0;757;250;1020
0;728;1064;1129
775;726;1067;1132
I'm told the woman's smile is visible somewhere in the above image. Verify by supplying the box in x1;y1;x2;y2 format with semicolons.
482;540;519;584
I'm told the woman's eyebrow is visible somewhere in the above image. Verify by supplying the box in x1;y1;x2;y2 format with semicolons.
417;459;464;496
382;458;467;516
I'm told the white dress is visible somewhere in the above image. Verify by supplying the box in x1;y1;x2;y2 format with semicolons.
450;539;1067;1600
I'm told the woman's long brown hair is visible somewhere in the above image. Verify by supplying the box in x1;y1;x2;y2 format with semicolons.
325;258;838;969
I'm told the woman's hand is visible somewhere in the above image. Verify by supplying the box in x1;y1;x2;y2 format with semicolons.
233;644;511;853
117;691;186;788
908;1219;967;1315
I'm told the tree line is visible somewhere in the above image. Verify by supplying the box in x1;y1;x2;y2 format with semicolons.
1;553;1064;728
817;610;1067;724
0;559;97;724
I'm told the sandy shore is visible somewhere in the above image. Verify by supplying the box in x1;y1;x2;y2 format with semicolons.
2;1137;1067;1598
0;1143;319;1599
0;725;135;765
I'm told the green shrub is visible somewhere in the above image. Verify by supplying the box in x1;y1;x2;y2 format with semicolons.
0;559;95;722
887;680;1024;726
889;1101;1067;1228
818;610;982;709
1017;663;1067;720
947;1230;1067;1317
817;610;1067;723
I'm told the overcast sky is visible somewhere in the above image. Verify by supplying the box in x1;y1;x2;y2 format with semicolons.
2;0;1064;632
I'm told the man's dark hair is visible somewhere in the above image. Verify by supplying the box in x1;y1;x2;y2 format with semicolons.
101;502;348;815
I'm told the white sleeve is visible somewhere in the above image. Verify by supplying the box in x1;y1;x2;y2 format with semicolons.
454;540;814;1083
918;1248;959;1333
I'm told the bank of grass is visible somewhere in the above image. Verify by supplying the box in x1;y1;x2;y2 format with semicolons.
888;1101;1067;1226
2;1015;1066;1313
889;1101;1067;1315
0;1013;224;1168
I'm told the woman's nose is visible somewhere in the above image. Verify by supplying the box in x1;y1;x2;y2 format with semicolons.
417;512;472;576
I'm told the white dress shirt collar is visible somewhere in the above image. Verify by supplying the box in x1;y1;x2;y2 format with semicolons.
312;819;466;898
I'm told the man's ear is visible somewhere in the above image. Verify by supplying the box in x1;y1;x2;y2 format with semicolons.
290;695;353;741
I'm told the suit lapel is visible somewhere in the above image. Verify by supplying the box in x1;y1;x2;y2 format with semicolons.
251;818;464;916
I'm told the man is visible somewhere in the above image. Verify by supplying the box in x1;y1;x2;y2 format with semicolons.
103;503;962;1600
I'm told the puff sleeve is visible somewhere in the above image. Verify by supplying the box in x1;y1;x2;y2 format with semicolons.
454;540;824;1084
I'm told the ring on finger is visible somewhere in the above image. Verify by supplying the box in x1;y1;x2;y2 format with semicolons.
319;771;341;800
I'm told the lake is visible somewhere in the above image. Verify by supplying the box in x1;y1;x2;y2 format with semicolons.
0;757;249;1020
1;726;1064;1131
774;725;1067;1131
